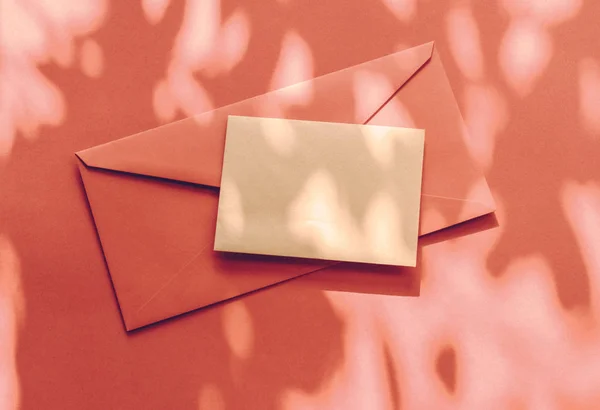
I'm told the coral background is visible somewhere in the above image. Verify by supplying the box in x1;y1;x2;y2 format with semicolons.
1;0;600;408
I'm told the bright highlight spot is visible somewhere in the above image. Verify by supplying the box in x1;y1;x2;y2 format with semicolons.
157;2;250;119
222;301;254;360
260;115;297;155
578;58;600;136
167;68;214;116
353;70;396;123
216;9;251;74
270;31;314;91
446;6;484;81
197;383;225;410
562;182;600;313
499;21;552;96
0;235;23;410
463;83;508;169
362;126;395;166
80;38;104;78
218;178;245;240
364;192;403;262
175;0;220;69
152;79;177;123
141;0;171;25
288;170;359;256
500;0;583;26
0;0;107;156
381;0;416;22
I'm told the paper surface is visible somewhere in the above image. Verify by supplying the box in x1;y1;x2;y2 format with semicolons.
215;116;425;266
74;42;496;330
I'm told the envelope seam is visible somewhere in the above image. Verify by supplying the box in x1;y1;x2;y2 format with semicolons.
134;243;209;316
422;193;491;208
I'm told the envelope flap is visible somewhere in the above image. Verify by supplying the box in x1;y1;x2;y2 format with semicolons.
368;46;497;235
75;42;434;186
78;160;334;330
76;118;225;188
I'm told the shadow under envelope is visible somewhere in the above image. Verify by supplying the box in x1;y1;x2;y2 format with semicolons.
296;212;498;297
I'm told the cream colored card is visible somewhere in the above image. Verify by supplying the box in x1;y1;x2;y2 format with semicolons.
214;116;425;266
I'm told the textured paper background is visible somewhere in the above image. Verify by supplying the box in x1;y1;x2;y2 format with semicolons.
216;116;424;266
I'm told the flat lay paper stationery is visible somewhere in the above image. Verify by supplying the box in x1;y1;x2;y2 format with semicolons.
215;116;425;266
76;41;495;330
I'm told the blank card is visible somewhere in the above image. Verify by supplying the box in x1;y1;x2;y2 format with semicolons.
214;116;425;266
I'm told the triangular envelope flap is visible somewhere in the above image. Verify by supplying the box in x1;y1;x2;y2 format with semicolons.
76;42;434;187
368;47;495;235
76;119;227;188
78;162;332;330
420;195;495;235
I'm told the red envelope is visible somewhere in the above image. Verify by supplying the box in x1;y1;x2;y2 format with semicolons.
76;42;495;330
